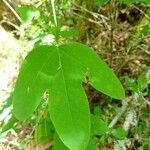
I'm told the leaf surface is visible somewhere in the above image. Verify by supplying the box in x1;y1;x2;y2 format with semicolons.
60;42;125;100
13;45;59;120
49;47;90;150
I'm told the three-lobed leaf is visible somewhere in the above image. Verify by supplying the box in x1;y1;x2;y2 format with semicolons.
13;42;125;150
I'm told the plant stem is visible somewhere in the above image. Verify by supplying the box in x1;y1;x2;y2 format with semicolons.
50;0;57;26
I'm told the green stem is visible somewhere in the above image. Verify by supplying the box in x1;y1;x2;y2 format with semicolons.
50;0;57;26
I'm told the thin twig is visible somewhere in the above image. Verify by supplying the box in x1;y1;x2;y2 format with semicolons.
73;4;110;30
109;100;128;128
2;0;22;22
72;12;103;28
50;0;57;26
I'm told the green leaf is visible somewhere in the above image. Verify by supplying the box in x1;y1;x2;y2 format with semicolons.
140;24;150;37
53;132;97;150
61;42;125;100
137;73;147;92
1;115;17;133
60;28;79;38
86;138;97;150
93;106;102;116
111;128;127;139
13;42;125;150
35;118;54;143
13;45;58;120
16;6;40;25
91;114;109;136
121;0;150;4
95;0;109;5
125;76;138;92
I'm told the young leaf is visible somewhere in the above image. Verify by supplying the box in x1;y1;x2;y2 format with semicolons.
16;6;40;25
91;114;109;136
125;76;138;92
35;118;54;143
13;42;125;150
93;106;102;116
111;128;127;140
95;0;109;5
49;46;90;150
137;73;147;92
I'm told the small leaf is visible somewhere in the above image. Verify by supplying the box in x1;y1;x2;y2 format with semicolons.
94;106;102;116
140;24;150;36
137;73;147;92
51;26;61;42
112;128;127;139
35;118;54;143
91;114;109;136
125;76;138;92
60;28;79;38
95;0;109;5
16;6;40;25
13;41;125;150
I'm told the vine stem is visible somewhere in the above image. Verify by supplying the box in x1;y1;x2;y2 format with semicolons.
50;0;57;26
